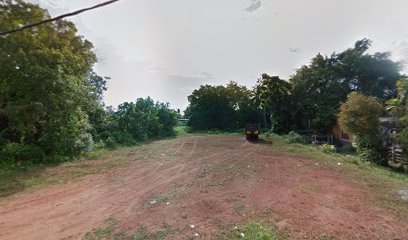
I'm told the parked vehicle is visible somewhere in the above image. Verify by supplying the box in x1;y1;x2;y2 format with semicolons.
245;123;260;140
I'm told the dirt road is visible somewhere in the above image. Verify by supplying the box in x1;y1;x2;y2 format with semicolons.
0;135;407;239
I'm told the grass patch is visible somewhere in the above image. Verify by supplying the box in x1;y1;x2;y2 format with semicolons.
0;125;191;199
234;202;246;213
220;221;286;240
83;216;171;240
264;134;408;219
0;145;147;199
83;216;117;240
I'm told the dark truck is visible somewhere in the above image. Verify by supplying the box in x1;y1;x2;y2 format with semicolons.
245;123;260;140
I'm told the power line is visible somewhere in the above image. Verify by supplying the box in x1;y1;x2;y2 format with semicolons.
0;0;120;36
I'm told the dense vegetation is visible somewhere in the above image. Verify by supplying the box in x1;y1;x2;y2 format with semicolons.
338;93;385;164
185;39;407;170
0;1;177;165
185;82;262;130
186;39;402;134
1;1;407;171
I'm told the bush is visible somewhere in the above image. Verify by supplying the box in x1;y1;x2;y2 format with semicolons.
283;131;305;144
0;143;45;162
337;144;356;154
75;133;95;153
355;133;387;165
112;132;137;146
103;136;117;150
319;144;336;154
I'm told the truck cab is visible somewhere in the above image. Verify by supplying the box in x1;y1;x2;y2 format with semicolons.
245;123;260;140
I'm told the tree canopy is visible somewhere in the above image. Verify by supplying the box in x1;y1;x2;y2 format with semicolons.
0;1;178;162
0;1;98;157
185;82;262;130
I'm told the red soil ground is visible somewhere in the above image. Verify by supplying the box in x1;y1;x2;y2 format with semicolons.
0;135;407;239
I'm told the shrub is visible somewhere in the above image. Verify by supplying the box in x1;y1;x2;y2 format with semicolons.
283;131;305;144
338;92;382;136
338;92;385;164
0;143;45;162
112;132;137;146
337;144;356;154
319;144;336;154
103;136;117;150
355;133;387;165
75;133;95;153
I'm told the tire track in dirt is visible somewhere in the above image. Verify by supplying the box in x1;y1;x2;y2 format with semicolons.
1;135;407;240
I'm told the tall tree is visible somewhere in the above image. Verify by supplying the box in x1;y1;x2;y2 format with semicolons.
185;82;261;130
254;74;292;133
338;92;385;164
0;1;98;157
289;39;401;133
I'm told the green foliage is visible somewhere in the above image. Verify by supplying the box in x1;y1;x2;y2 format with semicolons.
108;97;178;144
0;143;45;162
387;78;408;157
283;131;305;144
338;92;383;135
223;39;402;135
255;74;292;133
83;216;171;240
318;144;337;154
223;222;285;240
185;81;262;130
355;133;387;165
338;92;385;164
0;1;99;159
337;144;356;154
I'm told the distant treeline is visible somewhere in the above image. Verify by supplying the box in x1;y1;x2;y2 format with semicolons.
0;2;178;163
185;39;403;134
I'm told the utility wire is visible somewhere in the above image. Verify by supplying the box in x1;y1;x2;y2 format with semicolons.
0;0;120;36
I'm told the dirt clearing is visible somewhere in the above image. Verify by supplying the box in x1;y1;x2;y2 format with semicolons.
0;135;407;239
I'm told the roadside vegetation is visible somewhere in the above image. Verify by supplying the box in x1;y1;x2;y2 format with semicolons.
83;216;172;240
184;39;408;172
1;1;407;177
264;132;408;218
0;2;179;171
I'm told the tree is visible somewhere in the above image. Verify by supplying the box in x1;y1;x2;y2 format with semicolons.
338;92;385;164
185;82;262;130
185;85;237;130
0;1;98;158
289;39;401;133
254;74;292;133
386;78;408;157
108;98;178;145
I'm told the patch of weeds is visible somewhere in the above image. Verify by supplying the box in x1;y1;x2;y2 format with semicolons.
83;216;117;240
83;217;172;240
234;202;246;213
147;187;185;206
133;225;171;240
174;126;190;136
68;167;102;178
109;157;129;168
220;221;286;240
264;134;408;219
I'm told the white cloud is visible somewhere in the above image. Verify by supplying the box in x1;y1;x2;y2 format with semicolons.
29;0;408;109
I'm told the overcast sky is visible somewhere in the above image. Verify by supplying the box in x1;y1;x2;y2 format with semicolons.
31;0;408;110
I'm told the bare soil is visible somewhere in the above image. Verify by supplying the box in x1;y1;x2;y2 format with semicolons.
0;135;407;239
